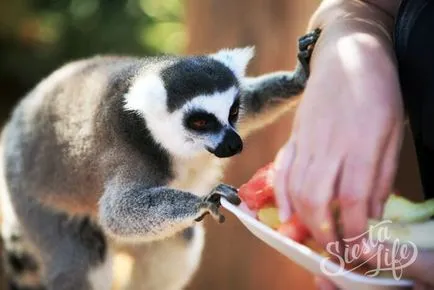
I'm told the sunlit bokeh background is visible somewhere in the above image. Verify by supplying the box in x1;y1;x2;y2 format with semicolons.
0;0;185;116
0;1;423;289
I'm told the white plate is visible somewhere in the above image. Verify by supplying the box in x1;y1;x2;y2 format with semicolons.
221;199;414;290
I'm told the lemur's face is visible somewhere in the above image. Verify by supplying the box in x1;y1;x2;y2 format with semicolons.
181;86;242;158
124;47;254;158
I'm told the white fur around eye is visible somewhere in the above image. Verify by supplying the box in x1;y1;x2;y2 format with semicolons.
183;86;238;124
210;47;255;79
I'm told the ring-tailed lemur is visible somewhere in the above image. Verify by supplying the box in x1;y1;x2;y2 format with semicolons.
0;29;320;290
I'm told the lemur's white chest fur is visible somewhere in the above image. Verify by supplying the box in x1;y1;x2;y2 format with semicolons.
169;155;229;197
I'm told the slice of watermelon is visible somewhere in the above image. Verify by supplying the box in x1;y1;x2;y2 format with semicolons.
238;162;312;244
238;163;275;210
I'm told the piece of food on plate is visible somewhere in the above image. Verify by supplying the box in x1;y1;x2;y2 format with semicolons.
369;195;434;249
238;162;434;250
257;207;280;229
238;163;313;244
277;215;310;243
382;193;434;222
238;163;275;210
238;163;312;243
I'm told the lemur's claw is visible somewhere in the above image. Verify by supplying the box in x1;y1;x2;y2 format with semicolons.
298;28;321;51
194;183;240;223
297;28;321;77
206;183;241;206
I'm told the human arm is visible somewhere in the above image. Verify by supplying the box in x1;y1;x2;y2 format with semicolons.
273;0;404;246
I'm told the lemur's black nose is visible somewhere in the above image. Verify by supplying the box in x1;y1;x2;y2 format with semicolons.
212;129;243;158
226;131;243;153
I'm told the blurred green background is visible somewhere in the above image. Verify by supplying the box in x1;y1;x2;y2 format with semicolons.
0;0;185;119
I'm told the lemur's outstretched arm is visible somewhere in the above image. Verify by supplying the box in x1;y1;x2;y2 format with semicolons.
99;182;239;242
238;29;321;135
99;29;320;243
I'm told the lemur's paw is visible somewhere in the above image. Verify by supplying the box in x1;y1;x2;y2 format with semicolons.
298;28;321;52
297;28;321;76
206;183;241;206
196;201;225;223
194;183;240;223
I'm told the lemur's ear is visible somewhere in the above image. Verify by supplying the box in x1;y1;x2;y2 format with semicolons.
210;46;255;79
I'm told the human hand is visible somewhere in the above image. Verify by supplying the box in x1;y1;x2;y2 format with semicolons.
273;24;404;247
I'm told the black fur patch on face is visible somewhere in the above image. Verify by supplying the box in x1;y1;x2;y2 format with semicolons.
184;109;222;133
103;68;173;183
117;108;172;178
161;56;238;112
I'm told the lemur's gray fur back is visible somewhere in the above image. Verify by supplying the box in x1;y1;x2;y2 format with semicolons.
0;30;320;290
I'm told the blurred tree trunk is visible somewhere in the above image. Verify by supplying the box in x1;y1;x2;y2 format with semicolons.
184;1;423;290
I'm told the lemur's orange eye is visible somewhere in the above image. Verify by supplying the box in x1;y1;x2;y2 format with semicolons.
193;119;208;129
186;111;218;132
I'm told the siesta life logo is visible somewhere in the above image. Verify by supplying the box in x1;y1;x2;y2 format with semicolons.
320;220;418;280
